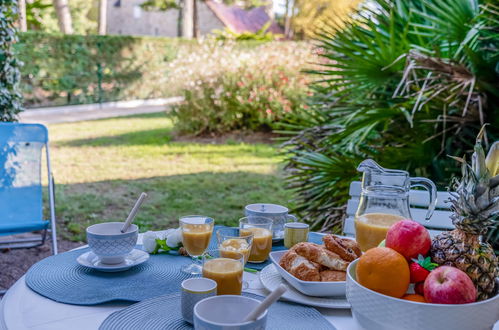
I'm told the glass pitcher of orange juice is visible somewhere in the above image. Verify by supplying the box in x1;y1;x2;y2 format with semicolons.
354;159;437;251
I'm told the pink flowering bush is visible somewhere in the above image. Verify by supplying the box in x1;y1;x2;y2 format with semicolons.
170;40;316;135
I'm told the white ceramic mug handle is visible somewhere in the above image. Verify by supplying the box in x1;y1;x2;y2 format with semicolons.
286;214;297;222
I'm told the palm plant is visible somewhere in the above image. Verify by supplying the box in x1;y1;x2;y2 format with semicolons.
280;0;499;246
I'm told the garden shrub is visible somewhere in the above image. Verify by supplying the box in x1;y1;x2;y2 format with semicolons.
170;41;316;134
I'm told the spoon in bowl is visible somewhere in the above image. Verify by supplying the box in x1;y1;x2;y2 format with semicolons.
121;192;148;233
243;284;287;322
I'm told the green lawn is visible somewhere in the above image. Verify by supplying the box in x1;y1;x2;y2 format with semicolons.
48;113;293;241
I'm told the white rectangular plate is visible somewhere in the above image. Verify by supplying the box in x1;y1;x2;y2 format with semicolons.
269;250;346;297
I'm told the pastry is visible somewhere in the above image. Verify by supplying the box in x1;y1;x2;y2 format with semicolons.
320;270;346;282
293;242;350;271
279;250;321;281
323;235;361;262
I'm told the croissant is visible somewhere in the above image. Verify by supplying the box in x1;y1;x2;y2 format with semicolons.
323;235;361;262
279;250;321;281
293;242;350;271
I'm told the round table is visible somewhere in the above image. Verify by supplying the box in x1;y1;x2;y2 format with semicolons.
1;243;498;330
0;271;359;330
0;236;358;330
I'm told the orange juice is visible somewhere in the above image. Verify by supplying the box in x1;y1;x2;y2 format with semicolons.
203;258;243;295
182;224;213;256
355;213;406;251
241;227;272;263
220;238;251;264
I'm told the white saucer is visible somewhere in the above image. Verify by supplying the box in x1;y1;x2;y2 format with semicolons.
259;264;350;309
77;249;150;272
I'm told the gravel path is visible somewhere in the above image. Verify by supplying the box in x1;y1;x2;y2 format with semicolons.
0;239;82;291
19;97;181;124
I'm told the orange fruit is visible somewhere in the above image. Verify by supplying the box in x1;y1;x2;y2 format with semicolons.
356;247;410;298
402;294;426;303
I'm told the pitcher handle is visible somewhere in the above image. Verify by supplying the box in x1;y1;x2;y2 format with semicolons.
286;214;298;223
410;177;437;221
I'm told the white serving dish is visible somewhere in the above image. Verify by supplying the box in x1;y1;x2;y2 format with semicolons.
269;250;346;297
346;259;499;330
259;264;350;308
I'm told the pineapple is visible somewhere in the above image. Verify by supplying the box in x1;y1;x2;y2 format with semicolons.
431;126;499;301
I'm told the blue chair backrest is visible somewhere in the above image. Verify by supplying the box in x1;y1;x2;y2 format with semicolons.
0;123;48;225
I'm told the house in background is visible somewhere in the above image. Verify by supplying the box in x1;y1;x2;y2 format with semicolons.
107;0;282;37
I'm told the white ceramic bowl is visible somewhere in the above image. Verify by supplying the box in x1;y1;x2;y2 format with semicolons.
193;295;268;330
86;222;138;264
269;250;346;297
346;259;499;330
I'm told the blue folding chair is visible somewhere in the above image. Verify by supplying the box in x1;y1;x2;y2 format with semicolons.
0;123;57;255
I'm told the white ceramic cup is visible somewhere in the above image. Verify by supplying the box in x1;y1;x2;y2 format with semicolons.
86;222;138;264
181;278;217;324
194;295;268;330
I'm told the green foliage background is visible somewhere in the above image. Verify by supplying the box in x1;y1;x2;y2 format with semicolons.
0;0;23;121
15;33;296;109
281;0;499;234
15;32;197;107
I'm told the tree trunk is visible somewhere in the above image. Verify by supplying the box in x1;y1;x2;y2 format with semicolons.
287;0;296;39
284;0;291;37
52;0;73;34
98;0;107;35
193;0;199;38
182;0;194;38
177;0;183;37
18;0;27;32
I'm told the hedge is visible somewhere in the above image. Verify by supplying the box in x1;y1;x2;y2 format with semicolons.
1;1;23;120
15;32;198;107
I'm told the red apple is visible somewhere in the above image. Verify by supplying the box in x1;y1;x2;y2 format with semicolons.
424;266;476;304
385;220;431;259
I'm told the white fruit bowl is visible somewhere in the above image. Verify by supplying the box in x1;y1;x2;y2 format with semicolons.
269;250;346;297
346;259;499;330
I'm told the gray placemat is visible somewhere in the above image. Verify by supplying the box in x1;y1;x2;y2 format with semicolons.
99;292;335;330
25;246;194;305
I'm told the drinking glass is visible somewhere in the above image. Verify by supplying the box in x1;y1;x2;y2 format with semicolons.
217;227;253;290
180;215;214;275
202;249;244;295
284;222;309;249
239;216;273;263
216;227;253;265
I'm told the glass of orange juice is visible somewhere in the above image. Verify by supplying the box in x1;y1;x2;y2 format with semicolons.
216;227;253;265
239;216;273;263
202;249;244;295
180;215;214;275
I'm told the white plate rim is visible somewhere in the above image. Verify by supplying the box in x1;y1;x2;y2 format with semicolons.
76;249;150;272
259;264;351;309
